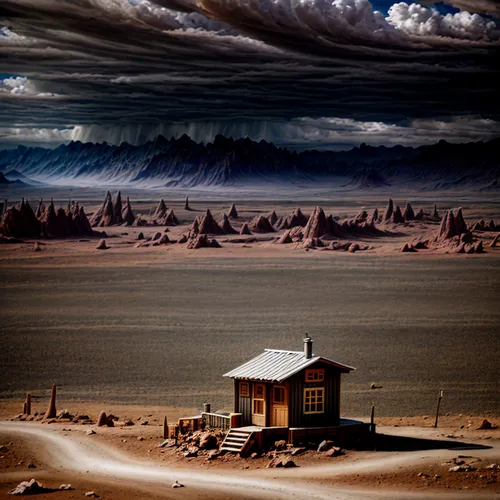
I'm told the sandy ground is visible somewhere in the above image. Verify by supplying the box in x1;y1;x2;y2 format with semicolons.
1;410;499;499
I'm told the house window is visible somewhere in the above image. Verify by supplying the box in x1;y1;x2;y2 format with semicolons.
273;386;285;404
304;388;324;414
253;384;265;415
240;382;249;397
305;369;324;382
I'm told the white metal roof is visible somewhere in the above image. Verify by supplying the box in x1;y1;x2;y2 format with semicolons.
223;349;354;382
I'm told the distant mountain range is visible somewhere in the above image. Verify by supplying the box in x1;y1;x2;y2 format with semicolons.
0;135;498;189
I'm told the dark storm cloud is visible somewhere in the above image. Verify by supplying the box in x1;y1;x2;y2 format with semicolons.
0;0;499;147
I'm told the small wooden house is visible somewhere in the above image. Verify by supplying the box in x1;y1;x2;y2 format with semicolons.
221;335;362;448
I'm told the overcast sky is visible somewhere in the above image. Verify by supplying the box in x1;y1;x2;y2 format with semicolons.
0;0;499;150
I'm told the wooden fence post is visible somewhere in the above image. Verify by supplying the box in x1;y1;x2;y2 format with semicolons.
434;390;444;428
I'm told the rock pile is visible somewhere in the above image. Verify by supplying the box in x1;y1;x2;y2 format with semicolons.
0;198;93;239
403;208;486;254
470;219;500;231
276;208;308;229
149;200;179;226
187;234;221;249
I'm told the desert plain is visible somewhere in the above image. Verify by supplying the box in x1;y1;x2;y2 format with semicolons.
1;184;499;499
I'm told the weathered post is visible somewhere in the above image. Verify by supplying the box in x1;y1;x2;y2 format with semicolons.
203;403;211;414
44;384;57;419
163;415;168;440
26;393;32;416
434;390;443;428
184;196;190;210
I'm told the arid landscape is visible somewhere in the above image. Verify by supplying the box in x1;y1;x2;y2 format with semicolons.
1;0;499;496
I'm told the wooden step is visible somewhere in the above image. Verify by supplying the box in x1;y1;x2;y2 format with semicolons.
220;428;255;454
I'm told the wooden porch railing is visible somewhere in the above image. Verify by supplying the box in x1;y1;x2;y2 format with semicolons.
201;412;230;430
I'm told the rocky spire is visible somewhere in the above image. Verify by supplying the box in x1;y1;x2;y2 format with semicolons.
239;222;252;235
228;203;238;218
199;209;223;234
250;215;275;233
402;202;415;221
383;199;394;222
122;197;135;226
221;213;237;234
113;191;124;224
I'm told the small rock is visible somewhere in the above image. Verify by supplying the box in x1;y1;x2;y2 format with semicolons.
282;458;298;468
325;447;344;457
274;439;287;451
8;479;47;496
317;440;334;452
172;481;184;488
449;465;476;472
95;239;108;250
123;419;135;426
86;430;96;436
137;436;144;441
140;420;149;426
27;462;37;469
486;464;499;470
250;452;260;459
59;484;73;490
85;491;99;497
290;447;306;457
184;447;198;458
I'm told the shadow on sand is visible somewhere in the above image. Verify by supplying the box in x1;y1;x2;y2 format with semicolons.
349;432;492;452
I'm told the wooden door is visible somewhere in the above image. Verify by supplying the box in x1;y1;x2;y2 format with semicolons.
271;385;288;427
252;383;266;426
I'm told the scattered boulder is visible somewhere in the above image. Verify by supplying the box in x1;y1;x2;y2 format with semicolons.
348;243;359;253
199;433;218;450
172;481;184;489
33;241;41;252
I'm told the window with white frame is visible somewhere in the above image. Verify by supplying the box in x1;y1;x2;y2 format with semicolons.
304;387;324;414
